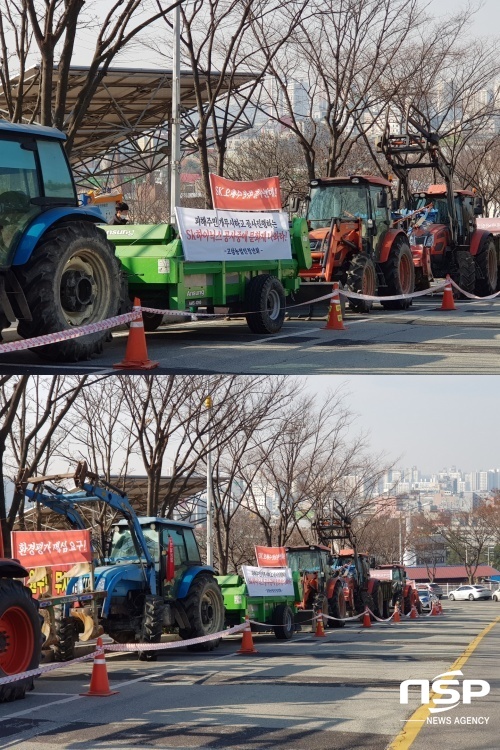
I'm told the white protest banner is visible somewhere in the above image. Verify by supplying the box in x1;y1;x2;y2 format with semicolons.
242;565;294;597
175;206;292;262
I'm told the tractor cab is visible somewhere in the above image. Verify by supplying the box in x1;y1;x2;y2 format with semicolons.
106;517;202;599
304;175;392;280
409;186;479;248
285;544;332;610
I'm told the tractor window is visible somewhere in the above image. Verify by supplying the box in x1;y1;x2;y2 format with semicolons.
163;527;188;568
308;185;368;228
183;529;201;563
108;526;159;564
36;139;76;201
287;551;322;572
0;138;42;268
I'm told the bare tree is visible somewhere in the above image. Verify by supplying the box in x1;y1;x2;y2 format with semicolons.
436;504;495;584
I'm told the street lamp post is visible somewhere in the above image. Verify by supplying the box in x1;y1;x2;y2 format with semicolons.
205;396;214;566
170;3;181;225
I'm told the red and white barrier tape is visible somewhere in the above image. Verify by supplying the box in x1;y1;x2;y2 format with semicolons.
449;278;500;301
0;622;248;686
0;311;141;354
319;611;365;623
364;607;395;623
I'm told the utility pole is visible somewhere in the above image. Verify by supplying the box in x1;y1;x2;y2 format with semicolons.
170;3;181;225
205;396;214;566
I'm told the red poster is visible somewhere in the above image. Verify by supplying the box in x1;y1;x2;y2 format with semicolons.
255;545;287;567
210;174;282;211
11;529;92;568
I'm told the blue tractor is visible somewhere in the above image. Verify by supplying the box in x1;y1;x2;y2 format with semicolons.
21;462;225;661
0;121;122;361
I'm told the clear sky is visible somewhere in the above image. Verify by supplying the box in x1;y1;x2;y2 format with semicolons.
305;375;500;475
430;0;497;37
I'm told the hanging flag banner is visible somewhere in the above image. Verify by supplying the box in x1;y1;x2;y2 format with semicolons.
11;529;92;568
255;545;287;568
242;565;294;597
209;174;282;211
175;207;292;262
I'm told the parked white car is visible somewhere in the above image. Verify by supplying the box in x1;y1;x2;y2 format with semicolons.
448;585;492;601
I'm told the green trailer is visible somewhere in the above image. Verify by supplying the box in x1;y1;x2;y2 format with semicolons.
104;218;312;334
217;572;305;640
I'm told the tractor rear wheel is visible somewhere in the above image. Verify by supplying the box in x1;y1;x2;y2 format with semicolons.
380;237;415;310
179;575;225;651
273;604;294;640
16;221;123;362
52;607;77;662
346;255;377;313
474;239;498;296
138;595;164;662
328;582;346;628
451;251;475;298
0;579;42;702
245;274;286;333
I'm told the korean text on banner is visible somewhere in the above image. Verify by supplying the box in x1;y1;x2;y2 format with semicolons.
255;546;287;568
11;529;92;568
175;207;292;263
210;174;282;211
242;565;294;597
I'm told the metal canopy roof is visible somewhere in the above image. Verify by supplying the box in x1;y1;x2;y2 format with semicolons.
0;65;259;188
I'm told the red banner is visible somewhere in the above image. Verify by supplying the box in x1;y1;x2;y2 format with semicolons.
26;563;80;599
255;545;287;567
11;529;92;568
210;174;282;211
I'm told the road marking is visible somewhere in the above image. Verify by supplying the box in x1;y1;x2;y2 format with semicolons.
247;327;318;344
388;615;500;750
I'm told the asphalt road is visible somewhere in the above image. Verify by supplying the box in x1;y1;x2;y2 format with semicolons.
0;601;498;750
1;296;500;375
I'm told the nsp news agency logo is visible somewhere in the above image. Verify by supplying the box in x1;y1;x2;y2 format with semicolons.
400;670;491;725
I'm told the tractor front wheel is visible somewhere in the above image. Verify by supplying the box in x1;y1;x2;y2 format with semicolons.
451;251;475;298
346;255;377;313
273;604;294;640
16;221;123;361
371;582;384;620
138;595;164;662
245;274;286;334
0;579;42;703
380;237;415;310
52;607;77;662
179;575;225;652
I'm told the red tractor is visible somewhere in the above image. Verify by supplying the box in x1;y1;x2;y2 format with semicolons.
297;174;415;313
370;564;421;615
330;548;393;619
0;524;43;701
378;111;498;296
285;544;347;628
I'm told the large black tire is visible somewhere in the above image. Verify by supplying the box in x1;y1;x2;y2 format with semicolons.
451;251;475;298
474;238;498;296
142;312;164;332
178;575;224;652
52;607;77;663
371;582;384;620
138;595;164;662
328;582;346;628
0;579;42;703
346;255;377;313
380;237;415;310
245;274;286;334
273;604;294;640
403;593;412;615
16;221;123;361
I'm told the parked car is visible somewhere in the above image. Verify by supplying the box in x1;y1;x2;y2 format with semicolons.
417;590;439;612
416;582;443;599
448;585;492;601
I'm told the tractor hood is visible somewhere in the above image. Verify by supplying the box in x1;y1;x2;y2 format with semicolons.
67;562;154;617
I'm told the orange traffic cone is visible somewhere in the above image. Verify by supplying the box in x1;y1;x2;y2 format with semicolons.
430;601;438;616
81;638;118;697
439;275;456;311
410;604;418;619
114;298;159;370
315;615;326;637
438;600;443;614
393;603;401;623
322;283;346;331
237;617;258;654
362;607;371;628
